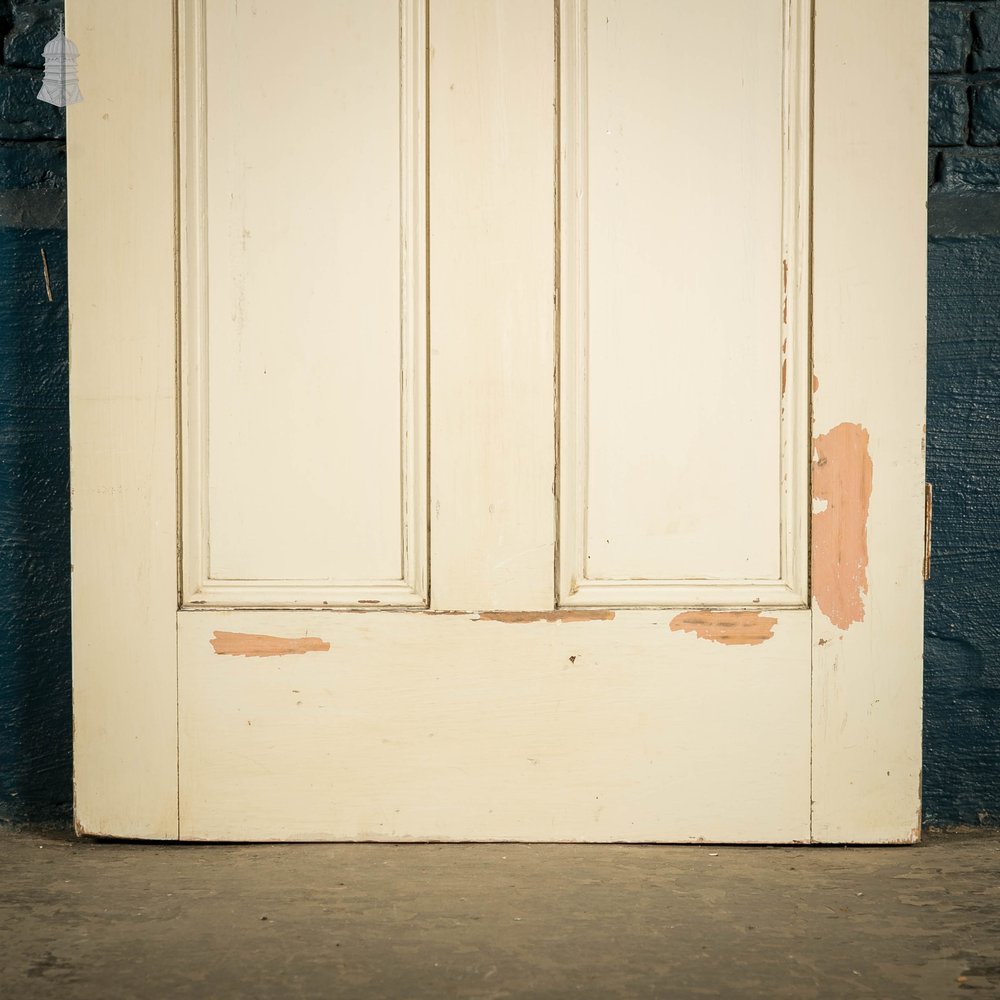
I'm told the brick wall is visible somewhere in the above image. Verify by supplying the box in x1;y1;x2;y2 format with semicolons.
931;3;1000;186
0;0;65;224
929;2;1000;230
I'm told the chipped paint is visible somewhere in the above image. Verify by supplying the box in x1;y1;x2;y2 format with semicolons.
812;422;873;630
340;608;464;616
475;610;615;624
812;373;820;393
669;611;778;646
210;631;331;657
782;259;788;324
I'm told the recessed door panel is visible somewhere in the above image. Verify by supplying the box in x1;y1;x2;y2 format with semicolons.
181;0;427;606
559;0;810;607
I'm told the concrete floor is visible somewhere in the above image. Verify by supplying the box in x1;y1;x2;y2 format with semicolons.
1;828;999;999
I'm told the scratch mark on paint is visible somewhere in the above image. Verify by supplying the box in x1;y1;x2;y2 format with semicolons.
210;631;331;657
475;610;615;624
782;259;788;324
669;611;778;646
341;608;464;616
812;422;873;630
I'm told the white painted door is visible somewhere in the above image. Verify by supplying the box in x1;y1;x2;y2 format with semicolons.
68;0;927;842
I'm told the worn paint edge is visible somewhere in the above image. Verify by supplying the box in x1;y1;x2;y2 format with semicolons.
811;422;873;631
668;611;779;646
474;610;615;624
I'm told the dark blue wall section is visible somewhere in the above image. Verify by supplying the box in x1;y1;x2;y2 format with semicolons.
926;0;1000;826
925;237;1000;825
0;226;71;825
1;0;71;826
0;2;998;827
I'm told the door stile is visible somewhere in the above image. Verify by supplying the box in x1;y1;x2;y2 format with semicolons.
809;0;927;843
68;0;181;839
428;0;558;612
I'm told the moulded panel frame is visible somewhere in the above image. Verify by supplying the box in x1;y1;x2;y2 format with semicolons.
557;0;812;610
177;0;429;610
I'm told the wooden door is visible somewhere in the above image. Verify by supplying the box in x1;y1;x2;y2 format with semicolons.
68;0;927;842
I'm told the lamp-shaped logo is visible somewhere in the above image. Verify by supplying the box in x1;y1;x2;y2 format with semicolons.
37;31;83;107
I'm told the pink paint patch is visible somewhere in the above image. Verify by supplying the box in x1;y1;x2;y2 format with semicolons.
669;611;778;646
210;632;330;657
812;422;873;630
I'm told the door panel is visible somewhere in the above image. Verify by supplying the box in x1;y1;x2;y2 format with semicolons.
182;0;428;607
559;0;810;608
179;609;811;842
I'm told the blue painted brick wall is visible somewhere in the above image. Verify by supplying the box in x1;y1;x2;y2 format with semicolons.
0;3;997;828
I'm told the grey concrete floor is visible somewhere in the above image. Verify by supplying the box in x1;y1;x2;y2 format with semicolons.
1;828;999;999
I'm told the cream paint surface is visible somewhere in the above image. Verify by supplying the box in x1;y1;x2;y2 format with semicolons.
173;2;817;844
428;0;556;612
183;0;427;603
179;609;812;842
558;0;811;609
68;0;180;839
70;0;926;844
581;0;784;582
809;0;926;843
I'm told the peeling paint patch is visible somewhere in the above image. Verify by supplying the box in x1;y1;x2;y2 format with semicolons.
812;422;873;630
210;631;331;657
669;611;778;646
475;610;615;624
